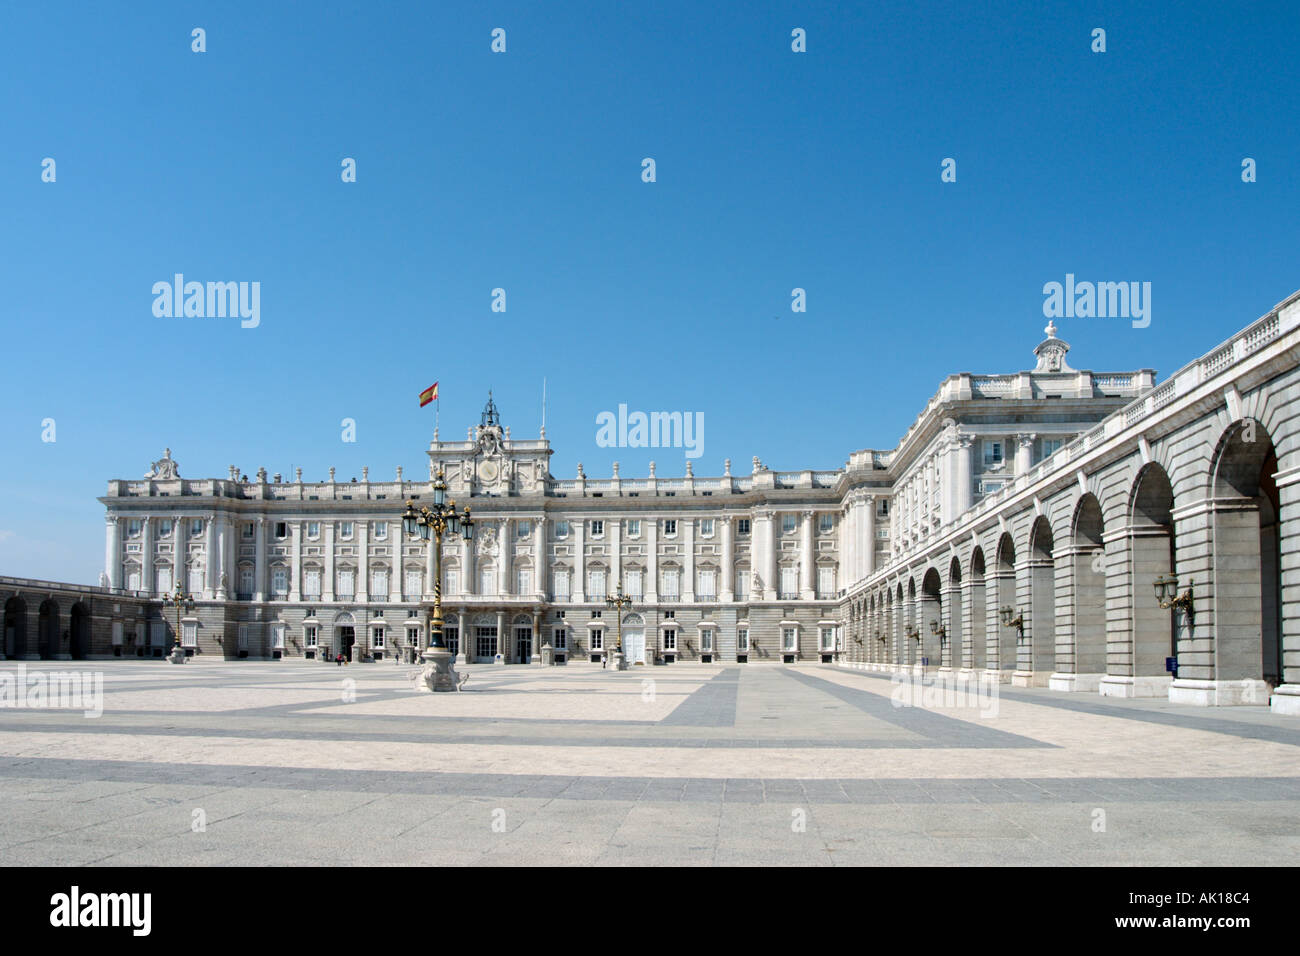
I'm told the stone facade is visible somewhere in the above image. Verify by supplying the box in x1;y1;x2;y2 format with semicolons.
12;289;1297;716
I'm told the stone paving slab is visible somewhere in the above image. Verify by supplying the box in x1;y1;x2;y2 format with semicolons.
0;660;1297;865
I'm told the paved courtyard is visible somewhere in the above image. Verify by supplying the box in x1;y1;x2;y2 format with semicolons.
1;659;1298;865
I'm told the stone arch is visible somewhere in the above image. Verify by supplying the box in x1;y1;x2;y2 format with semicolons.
920;567;942;668
38;598;59;660
992;533;1017;675
1069;493;1107;686
70;602;91;660
945;556;963;669
2;596;28;659
1025;516;1056;681
1208;419;1282;688
968;546;987;670
1124;461;1177;692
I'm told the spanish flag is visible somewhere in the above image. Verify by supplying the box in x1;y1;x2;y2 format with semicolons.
419;382;438;407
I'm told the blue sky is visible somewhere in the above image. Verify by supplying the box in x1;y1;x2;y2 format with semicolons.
3;0;1299;583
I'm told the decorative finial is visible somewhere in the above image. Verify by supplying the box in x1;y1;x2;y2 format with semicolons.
1045;320;1058;339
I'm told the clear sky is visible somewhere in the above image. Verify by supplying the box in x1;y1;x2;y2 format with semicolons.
2;0;1298;584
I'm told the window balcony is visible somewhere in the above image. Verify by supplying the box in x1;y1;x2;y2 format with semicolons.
777;591;800;600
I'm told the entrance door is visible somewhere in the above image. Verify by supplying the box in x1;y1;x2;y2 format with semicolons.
623;629;645;664
474;626;498;662
516;627;532;663
339;626;356;661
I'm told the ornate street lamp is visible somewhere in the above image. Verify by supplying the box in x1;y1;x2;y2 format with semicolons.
1153;574;1195;628
999;605;1024;639
605;582;634;670
161;579;195;663
400;470;473;691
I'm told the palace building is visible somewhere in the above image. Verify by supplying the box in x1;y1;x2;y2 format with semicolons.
3;289;1298;713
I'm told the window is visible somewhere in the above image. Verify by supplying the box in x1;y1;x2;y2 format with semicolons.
700;518;714;537
444;568;459;595
158;519;173;537
701;629;714;652
737;627;749;652
782;627;798;652
517;521;529;538
126;568;141;591
479;567;496;594
443;627;458;656
737;518;751;535
274;522;287;539
820;627;836;651
340;522;354;539
373;627;385;649
555;520;570;538
591;609;602;619
272;567;289;596
626;569;643;598
516;568;531;595
984;440;1004;467
879;499;889;516
338;570;355;598
626;519;640;537
238;566;253;596
190;519;203;537
189;567;204;594
373;522;387;540
304;569;321;598
243;523;254;539
698;569;716;600
182;621;197;647
590;628;603;651
588;569;606;599
818;513;833;533
271;624;285;650
780;566;798;597
663;519;677;537
237;624;249;652
663;629;677;651
553;570;570;601
590;520;604;538
663;610;674;619
406;627;419;650
1040;438;1064;461
305;626;318;648
553;627;567;650
371;570;388;598
735;570;749;600
661;569;680;599
307;522;320;539
405;570;422;596
782;514;796;534
127;520;142;539
817;567;835;597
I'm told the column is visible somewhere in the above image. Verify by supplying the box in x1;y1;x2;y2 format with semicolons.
204;513;217;599
610;518;622;592
461;532;474;596
140;517;153;596
253;517;266;602
765;512;778;601
289;521;302;601
500;518;512;595
843;501;857;586
535;516;548;599
174;514;187;595
1015;433;1036;476
720;518;734;602
457;610;470;667
105;516;122;589
495;609;506;661
357;520;369;602
324;523;336;601
799;511;815;599
222;516;235;599
863;496;876;580
956;436;975;518
531;609;542;664
646;517;659;602
683;516;695;602
392;519;403;602
573;520;586;602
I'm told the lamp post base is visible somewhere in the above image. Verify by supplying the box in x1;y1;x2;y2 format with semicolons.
611;650;628;671
167;646;187;665
418;646;467;692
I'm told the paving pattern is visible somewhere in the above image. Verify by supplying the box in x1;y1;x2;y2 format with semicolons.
0;659;1297;865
